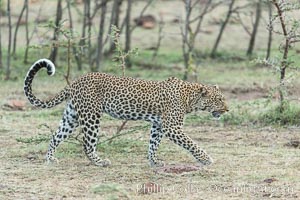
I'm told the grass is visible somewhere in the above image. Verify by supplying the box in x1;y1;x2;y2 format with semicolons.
260;102;300;126
1;41;300;199
184;99;300;127
1;1;300;199
91;183;130;200
3;89;300;200
1;82;300;200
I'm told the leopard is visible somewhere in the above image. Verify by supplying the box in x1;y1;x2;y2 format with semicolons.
24;59;229;167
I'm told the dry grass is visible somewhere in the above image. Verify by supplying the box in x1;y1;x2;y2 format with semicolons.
1;97;299;199
1;1;300;199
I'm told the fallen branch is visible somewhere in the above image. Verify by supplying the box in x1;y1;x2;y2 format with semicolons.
101;125;149;145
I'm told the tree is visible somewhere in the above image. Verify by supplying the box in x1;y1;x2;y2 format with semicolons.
261;0;300;112
246;0;262;57
24;2;43;64
266;1;273;60
85;0;92;67
67;0;82;70
152;14;165;60
95;0;108;71
5;0;12;80
49;0;63;64
0;6;3;69
12;0;28;57
124;0;132;68
210;0;236;58
23;0;29;63
272;0;300;111
181;0;220;80
106;0;123;55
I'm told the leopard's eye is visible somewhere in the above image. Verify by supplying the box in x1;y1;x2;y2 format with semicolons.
215;96;221;101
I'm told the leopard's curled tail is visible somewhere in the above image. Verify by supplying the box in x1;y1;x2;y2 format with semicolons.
24;59;69;108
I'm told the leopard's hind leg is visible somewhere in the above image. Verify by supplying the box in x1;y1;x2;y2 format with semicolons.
46;102;79;163
79;112;111;167
148;121;165;167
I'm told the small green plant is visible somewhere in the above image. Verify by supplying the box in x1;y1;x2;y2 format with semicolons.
16;134;50;144
217;100;263;126
259;102;300;125
185;99;300;126
106;25;139;138
110;25;138;76
219;100;300;126
31;20;83;84
16;123;52;144
92;183;129;200
257;0;300;113
99;124;149;145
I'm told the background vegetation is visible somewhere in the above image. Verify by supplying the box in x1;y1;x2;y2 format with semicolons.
0;0;299;199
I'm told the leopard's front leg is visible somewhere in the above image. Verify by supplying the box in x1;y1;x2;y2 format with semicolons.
163;125;213;166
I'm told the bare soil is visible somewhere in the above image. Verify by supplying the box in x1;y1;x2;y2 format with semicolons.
1;101;299;199
1;0;300;199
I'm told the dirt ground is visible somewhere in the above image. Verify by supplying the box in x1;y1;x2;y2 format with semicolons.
1;92;299;199
1;0;300;199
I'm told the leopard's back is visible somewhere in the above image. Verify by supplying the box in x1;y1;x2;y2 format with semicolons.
69;73;165;122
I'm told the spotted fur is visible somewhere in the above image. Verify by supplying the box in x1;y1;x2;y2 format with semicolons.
24;59;229;167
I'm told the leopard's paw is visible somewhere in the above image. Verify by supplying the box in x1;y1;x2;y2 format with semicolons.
94;159;111;167
199;156;213;166
149;159;165;168
45;156;59;165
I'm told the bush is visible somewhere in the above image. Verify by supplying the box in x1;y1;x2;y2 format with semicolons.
216;100;300;126
259;102;300;126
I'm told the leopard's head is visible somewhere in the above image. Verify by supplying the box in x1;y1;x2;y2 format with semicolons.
193;85;229;119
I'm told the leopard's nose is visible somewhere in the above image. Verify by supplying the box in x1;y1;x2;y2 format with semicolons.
225;105;229;112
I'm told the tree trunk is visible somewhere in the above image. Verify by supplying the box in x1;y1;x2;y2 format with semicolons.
86;0;92;68
78;2;88;70
272;0;289;112
24;3;43;64
266;1;272;60
152;19;164;60
95;0;107;71
125;0;132;68
79;1;87;48
182;0;192;80
12;0;28;57
67;0;82;70
6;0;12;80
106;0;122;55
210;0;235;58
246;0;262;57
181;0;213;80
0;7;3;68
24;0;29;63
49;0;63;64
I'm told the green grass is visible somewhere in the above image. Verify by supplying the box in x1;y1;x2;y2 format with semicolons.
4;47;300;128
92;183;130;200
1;2;300;199
16;134;50;144
260;102;300;126
2;61;300;200
98;137;146;155
185;99;300;127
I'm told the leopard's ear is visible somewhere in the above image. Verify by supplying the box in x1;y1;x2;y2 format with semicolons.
200;87;208;96
213;85;219;89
